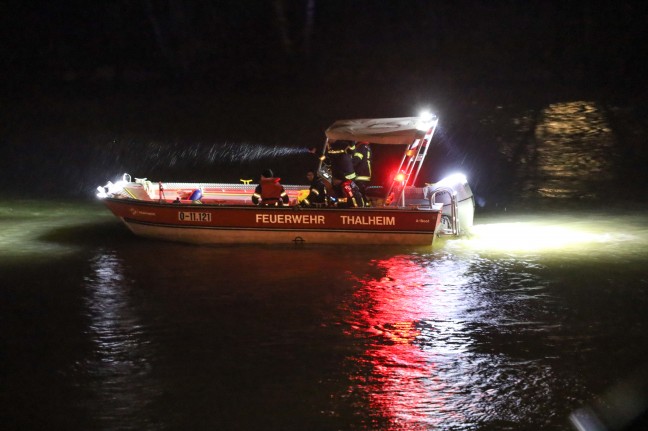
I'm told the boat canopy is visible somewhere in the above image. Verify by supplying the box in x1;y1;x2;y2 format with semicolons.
325;116;438;145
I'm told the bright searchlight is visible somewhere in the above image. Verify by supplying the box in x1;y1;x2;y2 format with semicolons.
418;110;434;121
416;110;437;131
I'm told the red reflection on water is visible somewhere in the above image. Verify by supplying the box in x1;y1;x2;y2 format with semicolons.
345;255;464;429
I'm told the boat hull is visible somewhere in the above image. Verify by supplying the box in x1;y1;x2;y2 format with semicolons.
102;198;442;246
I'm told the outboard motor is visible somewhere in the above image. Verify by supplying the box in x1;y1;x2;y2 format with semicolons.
424;174;474;235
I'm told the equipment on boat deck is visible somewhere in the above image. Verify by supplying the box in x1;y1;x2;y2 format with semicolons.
96;114;475;246
317;116;474;236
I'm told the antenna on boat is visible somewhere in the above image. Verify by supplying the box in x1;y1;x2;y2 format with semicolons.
158;182;165;203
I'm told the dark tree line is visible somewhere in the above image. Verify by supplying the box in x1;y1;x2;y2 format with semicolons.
1;1;646;92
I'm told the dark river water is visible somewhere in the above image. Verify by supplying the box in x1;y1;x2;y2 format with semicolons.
2;99;648;430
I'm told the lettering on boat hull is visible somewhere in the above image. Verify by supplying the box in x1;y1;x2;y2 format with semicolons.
340;215;395;226
255;214;326;225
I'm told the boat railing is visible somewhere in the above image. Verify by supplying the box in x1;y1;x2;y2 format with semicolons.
429;187;459;236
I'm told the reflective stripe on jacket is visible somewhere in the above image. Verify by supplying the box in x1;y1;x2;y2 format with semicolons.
353;144;372;182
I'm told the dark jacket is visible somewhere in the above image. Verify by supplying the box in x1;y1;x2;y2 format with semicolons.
302;176;328;207
327;140;356;181
352;143;372;183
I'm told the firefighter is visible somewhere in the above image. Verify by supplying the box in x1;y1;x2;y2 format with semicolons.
327;140;356;182
352;141;372;205
332;177;365;208
301;170;328;207
252;169;289;206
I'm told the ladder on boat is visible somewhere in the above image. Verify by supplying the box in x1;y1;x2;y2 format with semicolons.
385;121;438;208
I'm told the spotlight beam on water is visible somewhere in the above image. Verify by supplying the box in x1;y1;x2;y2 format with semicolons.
0;201;111;262
468;222;611;252
444;213;646;256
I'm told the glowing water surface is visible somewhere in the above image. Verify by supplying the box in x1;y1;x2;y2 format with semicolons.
0;200;112;261
0;95;648;431
339;210;648;430
1;200;647;430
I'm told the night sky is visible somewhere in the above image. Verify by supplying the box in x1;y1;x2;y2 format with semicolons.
3;1;646;95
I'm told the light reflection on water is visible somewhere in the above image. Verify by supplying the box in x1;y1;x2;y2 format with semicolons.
332;210;648;430
344;256;473;428
80;251;161;428
2;93;647;430
1;205;647;430
448;212;648;259
341;254;562;430
0;200;112;262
